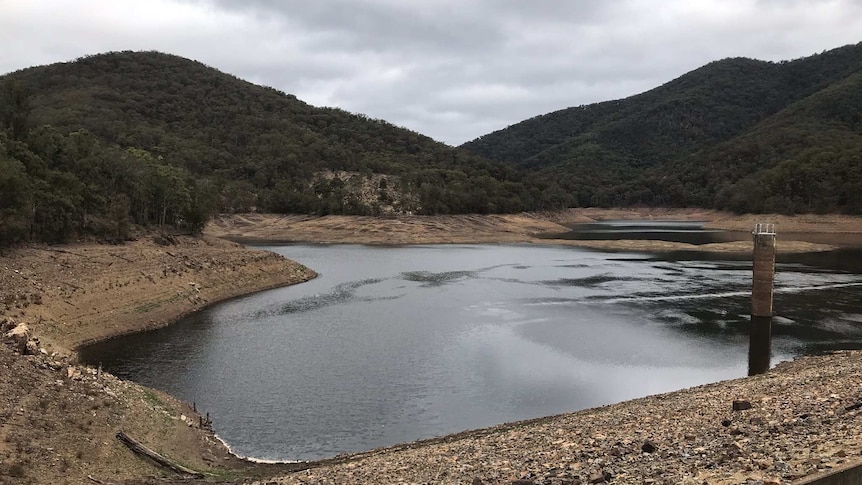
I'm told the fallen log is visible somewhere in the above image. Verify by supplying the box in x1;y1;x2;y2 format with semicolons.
115;431;204;478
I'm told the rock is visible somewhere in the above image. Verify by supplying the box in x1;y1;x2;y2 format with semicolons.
472;477;483;485
641;441;657;453
66;366;82;380
510;480;536;485
25;338;40;355
733;400;753;411
750;417;764;425
0;317;16;333
4;322;30;353
588;470;611;483
721;418;732;427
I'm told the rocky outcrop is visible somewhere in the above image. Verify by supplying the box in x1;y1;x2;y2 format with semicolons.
2;319;41;355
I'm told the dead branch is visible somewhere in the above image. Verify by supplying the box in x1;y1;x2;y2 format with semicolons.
115;431;205;478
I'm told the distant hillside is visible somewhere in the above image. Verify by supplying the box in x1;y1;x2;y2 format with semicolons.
462;43;862;213
0;51;567;245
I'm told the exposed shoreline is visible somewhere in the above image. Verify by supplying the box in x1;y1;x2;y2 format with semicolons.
204;209;862;253
0;234;317;484
2;211;862;484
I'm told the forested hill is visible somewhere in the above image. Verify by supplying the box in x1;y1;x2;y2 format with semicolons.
0;51;568;245
462;42;862;213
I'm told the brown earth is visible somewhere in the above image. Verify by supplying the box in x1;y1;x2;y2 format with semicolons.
205;213;569;245
0;234;315;354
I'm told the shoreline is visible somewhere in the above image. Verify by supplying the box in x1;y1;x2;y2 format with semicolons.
0;234;316;355
205;210;862;253
258;350;862;485
0;234;317;484
3;212;862;484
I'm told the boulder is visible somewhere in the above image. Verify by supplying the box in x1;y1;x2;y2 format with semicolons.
0;317;16;333
4;323;30;353
25;338;40;355
732;400;753;411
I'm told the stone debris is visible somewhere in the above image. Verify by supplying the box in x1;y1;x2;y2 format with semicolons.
640;441;657;453
733;400;753;411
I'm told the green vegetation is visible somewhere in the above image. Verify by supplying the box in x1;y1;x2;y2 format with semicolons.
462;42;862;214
2;43;860;247
0;51;569;246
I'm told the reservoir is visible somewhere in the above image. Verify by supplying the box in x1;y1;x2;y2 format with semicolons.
80;237;862;461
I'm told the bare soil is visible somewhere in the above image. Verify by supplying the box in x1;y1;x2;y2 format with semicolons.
205;213;568;245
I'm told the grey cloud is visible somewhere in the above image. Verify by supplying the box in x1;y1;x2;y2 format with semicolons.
3;0;862;145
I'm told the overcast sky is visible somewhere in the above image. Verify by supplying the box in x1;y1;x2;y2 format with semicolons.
1;0;861;145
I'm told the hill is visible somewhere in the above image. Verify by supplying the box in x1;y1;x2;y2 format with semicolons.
0;51;568;246
461;43;862;213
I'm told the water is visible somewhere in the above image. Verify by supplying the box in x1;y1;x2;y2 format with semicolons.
80;236;862;462
553;220;748;245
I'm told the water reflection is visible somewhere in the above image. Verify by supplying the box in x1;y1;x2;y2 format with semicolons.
80;241;862;461
553;220;747;245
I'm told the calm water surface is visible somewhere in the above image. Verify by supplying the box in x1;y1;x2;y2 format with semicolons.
81;237;862;461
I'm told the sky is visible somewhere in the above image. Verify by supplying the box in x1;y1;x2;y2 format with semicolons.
1;0;861;145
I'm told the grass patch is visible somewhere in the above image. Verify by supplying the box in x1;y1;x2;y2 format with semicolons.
142;389;164;409
133;301;162;313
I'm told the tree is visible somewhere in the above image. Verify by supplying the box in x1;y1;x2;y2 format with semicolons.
0;80;31;141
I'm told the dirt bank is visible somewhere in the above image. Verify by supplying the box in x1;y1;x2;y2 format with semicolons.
205;213;569;245
0;235;315;354
205;210;862;253
0;235;315;484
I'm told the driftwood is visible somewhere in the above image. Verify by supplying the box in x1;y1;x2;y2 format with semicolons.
115;431;204;478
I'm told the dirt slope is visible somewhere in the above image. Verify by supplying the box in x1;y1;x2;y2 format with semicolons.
205;213;569;245
0;235;315;354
